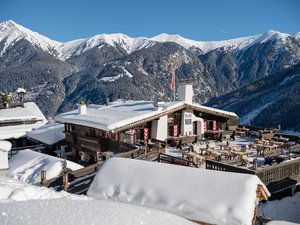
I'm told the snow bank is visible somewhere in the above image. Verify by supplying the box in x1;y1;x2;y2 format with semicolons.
0;177;193;225
0;177;82;201
1;150;83;184
259;192;300;223
0;198;195;225
88;158;269;225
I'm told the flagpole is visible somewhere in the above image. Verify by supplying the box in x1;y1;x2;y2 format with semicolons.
171;64;176;101
173;85;175;101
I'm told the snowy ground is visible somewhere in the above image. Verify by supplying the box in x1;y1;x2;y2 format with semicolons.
0;178;194;225
0;150;83;184
258;192;300;223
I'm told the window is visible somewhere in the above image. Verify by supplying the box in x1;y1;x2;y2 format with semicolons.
185;119;192;125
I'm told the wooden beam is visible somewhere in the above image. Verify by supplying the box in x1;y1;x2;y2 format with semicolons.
256;184;269;201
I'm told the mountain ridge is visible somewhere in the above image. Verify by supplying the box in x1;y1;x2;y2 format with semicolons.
1;20;298;60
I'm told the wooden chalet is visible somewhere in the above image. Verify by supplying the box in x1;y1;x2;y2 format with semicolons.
55;84;239;163
0;101;47;158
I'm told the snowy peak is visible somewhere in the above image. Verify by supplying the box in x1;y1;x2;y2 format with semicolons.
0;20;62;57
61;33;156;59
294;32;300;40
151;33;259;53
255;30;290;44
150;33;193;49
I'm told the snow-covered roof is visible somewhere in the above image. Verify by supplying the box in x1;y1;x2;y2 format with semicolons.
0;140;12;152
88;158;270;225
55;100;237;132
0;102;47;139
27;122;65;145
55;101;183;131
0;178;194;225
0;150;83;184
0;102;46;122
16;87;26;93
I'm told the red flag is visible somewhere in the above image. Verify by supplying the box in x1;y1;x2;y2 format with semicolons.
170;64;175;90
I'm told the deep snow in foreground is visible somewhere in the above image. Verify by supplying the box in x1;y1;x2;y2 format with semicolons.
0;177;84;201
0;177;194;225
0;150;83;184
0;199;195;225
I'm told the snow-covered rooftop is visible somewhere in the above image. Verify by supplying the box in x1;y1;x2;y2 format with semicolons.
55;100;237;132
0;150;83;184
0;102;47;139
27;122;65;145
88;157;269;225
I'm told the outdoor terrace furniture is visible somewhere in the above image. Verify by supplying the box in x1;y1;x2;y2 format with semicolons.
259;130;276;140
256;144;281;158
235;127;250;136
272;136;289;143
183;151;205;166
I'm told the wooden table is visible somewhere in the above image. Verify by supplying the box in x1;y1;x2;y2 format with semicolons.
236;127;250;136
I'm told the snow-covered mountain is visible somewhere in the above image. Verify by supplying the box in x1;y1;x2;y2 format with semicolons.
0;20;62;57
1;20;298;60
1;20;300;130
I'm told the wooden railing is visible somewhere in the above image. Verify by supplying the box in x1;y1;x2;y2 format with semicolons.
206;160;255;175
157;153;198;168
256;158;300;185
206;158;300;187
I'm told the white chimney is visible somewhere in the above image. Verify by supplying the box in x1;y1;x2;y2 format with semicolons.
0;140;12;170
153;101;165;111
178;84;193;104
78;101;87;115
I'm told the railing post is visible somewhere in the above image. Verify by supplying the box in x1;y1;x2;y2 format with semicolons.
41;170;46;186
63;172;69;191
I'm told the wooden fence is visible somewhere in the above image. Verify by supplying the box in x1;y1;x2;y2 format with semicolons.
256;158;300;185
206;158;300;188
206;160;255;174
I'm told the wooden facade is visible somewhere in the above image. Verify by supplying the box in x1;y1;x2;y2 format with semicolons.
62;104;238;164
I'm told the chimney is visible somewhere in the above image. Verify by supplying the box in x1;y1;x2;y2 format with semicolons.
177;84;193;104
153;101;165;111
0;140;12;170
78;101;87;115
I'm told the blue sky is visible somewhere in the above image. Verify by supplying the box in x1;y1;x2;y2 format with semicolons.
1;0;299;42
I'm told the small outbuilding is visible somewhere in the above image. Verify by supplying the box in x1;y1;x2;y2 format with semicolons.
88;158;270;225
